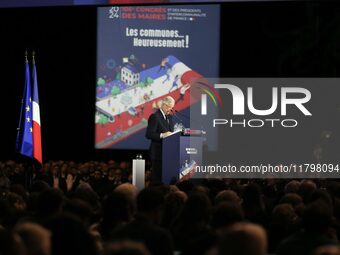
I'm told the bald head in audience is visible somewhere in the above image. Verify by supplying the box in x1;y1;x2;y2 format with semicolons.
115;183;138;201
15;223;51;255
218;223;267;255
215;190;241;205
313;245;340;255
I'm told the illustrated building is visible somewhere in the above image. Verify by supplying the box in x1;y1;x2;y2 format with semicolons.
121;64;140;86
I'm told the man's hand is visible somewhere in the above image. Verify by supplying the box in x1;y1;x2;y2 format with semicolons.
161;131;172;138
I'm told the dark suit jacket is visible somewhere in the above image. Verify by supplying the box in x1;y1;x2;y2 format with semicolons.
145;109;174;160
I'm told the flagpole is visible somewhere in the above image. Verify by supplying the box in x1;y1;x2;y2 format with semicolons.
23;50;33;189
16;51;29;151
29;50;38;187
32;50;43;165
27;51;34;188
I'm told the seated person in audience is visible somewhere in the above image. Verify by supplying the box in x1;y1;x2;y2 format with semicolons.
218;222;267;255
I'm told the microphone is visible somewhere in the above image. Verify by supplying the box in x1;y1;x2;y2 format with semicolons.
173;109;205;132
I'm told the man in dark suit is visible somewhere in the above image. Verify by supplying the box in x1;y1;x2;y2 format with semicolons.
146;96;175;185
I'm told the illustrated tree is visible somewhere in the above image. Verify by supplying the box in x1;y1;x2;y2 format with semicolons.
138;81;145;88
111;86;121;96
144;77;154;87
115;72;121;80
97;78;106;86
98;114;109;127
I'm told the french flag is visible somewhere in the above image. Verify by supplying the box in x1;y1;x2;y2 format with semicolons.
32;57;42;164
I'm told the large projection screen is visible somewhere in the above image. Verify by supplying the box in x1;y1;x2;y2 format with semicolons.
95;5;220;149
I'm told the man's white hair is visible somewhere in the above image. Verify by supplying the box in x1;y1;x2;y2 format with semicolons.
162;96;175;106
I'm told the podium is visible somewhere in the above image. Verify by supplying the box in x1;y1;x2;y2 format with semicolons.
162;131;203;184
